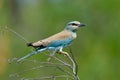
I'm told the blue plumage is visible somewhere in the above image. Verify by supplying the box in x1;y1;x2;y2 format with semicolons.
17;21;86;62
48;36;73;48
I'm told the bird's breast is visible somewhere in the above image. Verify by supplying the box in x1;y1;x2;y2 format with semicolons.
71;32;77;39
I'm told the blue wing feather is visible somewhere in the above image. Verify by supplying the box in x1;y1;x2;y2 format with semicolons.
47;36;73;48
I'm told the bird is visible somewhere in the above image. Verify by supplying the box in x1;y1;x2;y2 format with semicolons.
17;21;86;62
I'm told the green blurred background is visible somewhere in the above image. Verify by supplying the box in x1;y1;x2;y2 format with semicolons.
0;0;120;80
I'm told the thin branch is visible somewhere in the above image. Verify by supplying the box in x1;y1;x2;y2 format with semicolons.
5;26;29;43
24;59;68;66
65;53;80;80
10;65;73;79
56;66;74;78
10;48;80;80
44;52;80;80
45;54;72;69
21;75;73;80
69;47;78;75
47;50;57;61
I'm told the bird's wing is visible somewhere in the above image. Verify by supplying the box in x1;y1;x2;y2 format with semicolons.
32;30;71;47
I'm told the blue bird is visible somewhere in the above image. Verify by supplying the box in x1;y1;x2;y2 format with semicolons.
17;21;86;62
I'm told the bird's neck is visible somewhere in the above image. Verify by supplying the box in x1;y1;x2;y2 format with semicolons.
65;27;77;32
64;28;76;32
71;31;77;39
64;29;77;39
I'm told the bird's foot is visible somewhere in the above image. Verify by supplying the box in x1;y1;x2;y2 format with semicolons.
57;51;69;56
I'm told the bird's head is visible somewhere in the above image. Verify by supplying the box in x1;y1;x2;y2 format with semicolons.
65;21;86;32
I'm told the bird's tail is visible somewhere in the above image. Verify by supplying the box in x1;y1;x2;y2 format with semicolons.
27;42;33;46
27;42;37;48
17;48;47;63
17;50;37;63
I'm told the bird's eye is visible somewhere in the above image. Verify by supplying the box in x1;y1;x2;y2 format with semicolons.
71;23;78;26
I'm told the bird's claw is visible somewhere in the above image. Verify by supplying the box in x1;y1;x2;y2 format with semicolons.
57;51;68;56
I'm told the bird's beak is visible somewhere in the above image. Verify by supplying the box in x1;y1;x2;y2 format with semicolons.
79;23;86;27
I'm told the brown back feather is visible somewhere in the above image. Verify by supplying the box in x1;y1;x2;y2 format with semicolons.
32;30;71;47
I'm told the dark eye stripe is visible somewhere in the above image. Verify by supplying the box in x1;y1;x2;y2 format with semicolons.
71;23;78;26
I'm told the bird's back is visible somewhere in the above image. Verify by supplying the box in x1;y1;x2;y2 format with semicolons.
28;30;73;48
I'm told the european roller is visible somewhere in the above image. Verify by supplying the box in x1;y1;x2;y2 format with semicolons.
17;21;86;62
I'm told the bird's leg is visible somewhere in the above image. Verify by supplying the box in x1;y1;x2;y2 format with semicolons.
57;51;69;56
56;47;69;56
